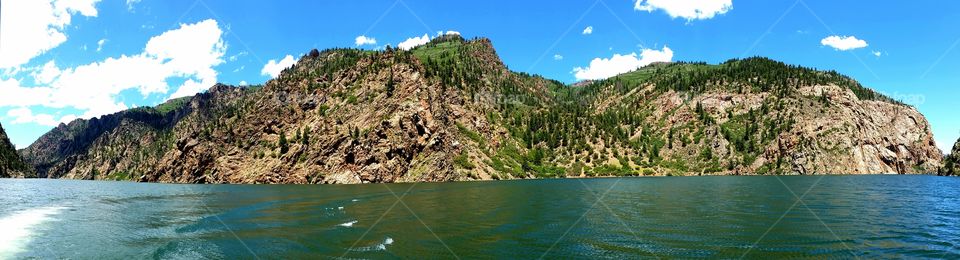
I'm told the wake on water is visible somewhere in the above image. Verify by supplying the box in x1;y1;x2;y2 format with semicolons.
338;220;358;227
350;237;395;252
0;206;67;258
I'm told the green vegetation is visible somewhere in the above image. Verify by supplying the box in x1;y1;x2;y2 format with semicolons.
407;39;905;176
279;132;289;154
154;96;191;114
21;36;917;182
302;126;311;145
0;123;33;177
454;151;475;170
457;123;486;147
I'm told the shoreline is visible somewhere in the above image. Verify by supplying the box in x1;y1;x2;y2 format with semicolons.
0;172;946;186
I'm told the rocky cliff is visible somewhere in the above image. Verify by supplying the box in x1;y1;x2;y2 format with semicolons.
15;36;944;183
940;138;960;176
0;123;33;178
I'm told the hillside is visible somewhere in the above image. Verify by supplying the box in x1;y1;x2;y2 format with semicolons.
16;35;944;183
940;138;960;176
0;123;33;178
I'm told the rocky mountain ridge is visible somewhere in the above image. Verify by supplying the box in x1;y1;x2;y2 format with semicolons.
14;35;944;183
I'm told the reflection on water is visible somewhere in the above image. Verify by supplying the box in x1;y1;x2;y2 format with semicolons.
0;175;958;258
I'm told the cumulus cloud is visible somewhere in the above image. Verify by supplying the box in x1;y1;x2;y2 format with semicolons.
554;54;564;61
260;55;296;78
582;26;593;35
355;35;377;46
0;78;53;108
35;61;62;84
635;0;732;21
573;46;674;80
0;19;227;121
0;0;102;69
5;107;71;127
395;31;462;51
398;34;431;50
872;51;882;57
820;35;868;51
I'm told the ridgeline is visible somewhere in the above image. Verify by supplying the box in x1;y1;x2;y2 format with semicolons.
14;35;944;183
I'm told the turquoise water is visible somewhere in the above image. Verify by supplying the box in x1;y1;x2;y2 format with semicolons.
1;175;958;259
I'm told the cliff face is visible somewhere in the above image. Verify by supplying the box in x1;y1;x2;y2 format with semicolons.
15;36;944;183
0;123;33;178
940;138;960;176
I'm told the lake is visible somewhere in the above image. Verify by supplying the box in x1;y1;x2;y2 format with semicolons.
1;175;958;259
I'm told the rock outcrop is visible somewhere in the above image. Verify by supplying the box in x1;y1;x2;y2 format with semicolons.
940;138;960;176
13;36;944;183
0;123;33;178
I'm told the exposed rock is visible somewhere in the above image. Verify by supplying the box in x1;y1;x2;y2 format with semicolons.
13;37;945;183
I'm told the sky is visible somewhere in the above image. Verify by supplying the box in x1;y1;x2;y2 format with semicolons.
1;0;958;153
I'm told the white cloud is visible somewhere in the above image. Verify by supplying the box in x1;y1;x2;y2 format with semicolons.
398;34;431;50
395;31;461;51
0;78;53;108
635;0;732;21
438;30;460;36
0;19;226;122
573;46;674;80
228;51;248;62
872;50;882;57
35;61;62;84
239;80;248;86
261;55;296;78
96;39;106;52
554;54;564;61
355;35;377;46
168;77;214;99
6;107;74;127
0;0;102;69
126;0;141;11
582;26;593;35
820;35;868;51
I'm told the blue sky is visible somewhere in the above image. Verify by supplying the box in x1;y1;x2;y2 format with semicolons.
1;0;958;153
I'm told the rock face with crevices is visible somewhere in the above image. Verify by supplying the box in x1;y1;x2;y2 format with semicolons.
14;35;944;183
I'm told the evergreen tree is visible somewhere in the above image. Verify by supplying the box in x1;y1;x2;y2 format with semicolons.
279;132;289;154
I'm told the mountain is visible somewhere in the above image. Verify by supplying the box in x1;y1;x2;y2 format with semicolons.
940;138;960;176
0;123;34;178
16;35;943;183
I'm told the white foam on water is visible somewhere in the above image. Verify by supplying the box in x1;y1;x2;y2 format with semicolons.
337;206;344;210
352;237;395;252
351;199;359;202
338;220;358;227
0;206;67;258
375;237;395;251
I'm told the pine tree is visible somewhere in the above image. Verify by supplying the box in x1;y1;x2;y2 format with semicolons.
302;126;311;145
279;132;289;154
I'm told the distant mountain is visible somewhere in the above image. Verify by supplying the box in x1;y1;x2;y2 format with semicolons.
940;138;960;176
0;123;33;178
15;35;944;183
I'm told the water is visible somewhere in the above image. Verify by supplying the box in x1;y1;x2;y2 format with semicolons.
1;175;958;259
